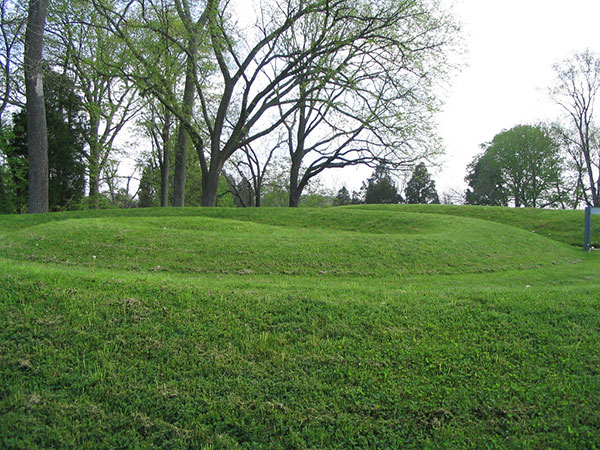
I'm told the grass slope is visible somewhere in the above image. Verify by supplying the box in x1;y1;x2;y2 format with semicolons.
353;204;600;247
1;205;599;449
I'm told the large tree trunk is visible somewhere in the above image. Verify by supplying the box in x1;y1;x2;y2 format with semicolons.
288;186;301;207
25;0;49;214
255;186;261;207
288;154;302;207
88;166;100;207
172;123;189;207
200;160;224;207
160;120;171;207
172;42;198;207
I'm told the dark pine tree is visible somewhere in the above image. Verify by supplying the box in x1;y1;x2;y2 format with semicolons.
364;164;403;204
404;162;439;204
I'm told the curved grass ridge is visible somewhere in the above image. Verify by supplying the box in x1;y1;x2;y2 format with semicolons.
0;208;582;277
352;204;600;247
0;204;597;247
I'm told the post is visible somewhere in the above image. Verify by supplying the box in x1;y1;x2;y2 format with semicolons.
585;207;592;252
584;207;600;251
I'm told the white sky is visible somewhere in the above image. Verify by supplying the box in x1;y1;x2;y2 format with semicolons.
434;0;600;194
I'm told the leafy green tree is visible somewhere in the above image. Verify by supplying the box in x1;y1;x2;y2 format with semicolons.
0;0;26;126
404;162;439;204
466;125;564;208
49;0;142;208
364;164;403;204
137;162;160;208
280;0;457;207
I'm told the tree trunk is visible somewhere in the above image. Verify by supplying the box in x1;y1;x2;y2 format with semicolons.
86;149;102;208
255;186;261;207
172;41;198;207
160;118;171;207
288;155;302;207
172;123;188;207
201;160;224;207
88;167;100;207
85;114;102;208
288;185;301;207
287;94;307;208
25;0;49;214
160;151;170;207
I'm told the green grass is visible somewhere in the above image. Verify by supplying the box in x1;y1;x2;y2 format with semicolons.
1;205;599;449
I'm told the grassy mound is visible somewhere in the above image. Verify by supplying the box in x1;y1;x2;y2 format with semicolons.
353;204;600;247
0;207;584;277
1;206;599;449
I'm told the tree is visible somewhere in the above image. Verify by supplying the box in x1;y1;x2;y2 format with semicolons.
39;70;86;209
549;123;588;208
0;119;27;212
50;0;142;208
466;125;564;208
465;147;508;206
440;186;464;205
0;0;26;126
137;161;159;207
95;0;457;207
8;70;87;211
333;186;351;206
549;50;600;207
350;189;363;205
404;162;439;204
363;163;402;204
224;137;284;207
279;0;456;207
136;91;178;207
24;0;49;213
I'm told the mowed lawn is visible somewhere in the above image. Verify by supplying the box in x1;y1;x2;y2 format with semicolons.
0;205;599;449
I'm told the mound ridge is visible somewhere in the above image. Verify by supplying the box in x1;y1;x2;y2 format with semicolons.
1;208;580;277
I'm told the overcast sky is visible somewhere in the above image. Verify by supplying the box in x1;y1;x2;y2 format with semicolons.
434;0;600;194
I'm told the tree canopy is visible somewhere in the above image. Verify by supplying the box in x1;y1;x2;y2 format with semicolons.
466;125;564;208
1;0;459;211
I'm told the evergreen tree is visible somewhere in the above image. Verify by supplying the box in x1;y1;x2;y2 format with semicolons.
404;162;439;204
138;163;160;207
333;186;351;206
464;149;509;206
364;164;403;204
